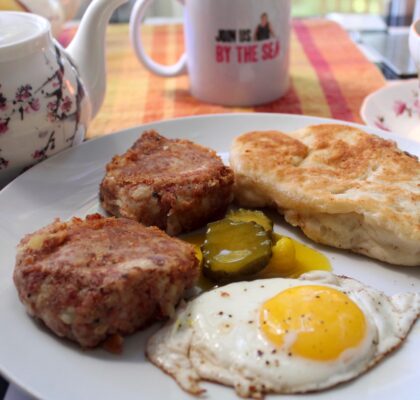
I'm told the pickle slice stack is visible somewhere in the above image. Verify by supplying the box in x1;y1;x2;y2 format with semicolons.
202;219;272;283
227;208;273;234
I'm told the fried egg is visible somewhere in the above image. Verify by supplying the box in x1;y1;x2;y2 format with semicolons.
146;271;419;398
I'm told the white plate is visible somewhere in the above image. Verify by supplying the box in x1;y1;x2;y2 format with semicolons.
361;79;420;143
0;113;419;400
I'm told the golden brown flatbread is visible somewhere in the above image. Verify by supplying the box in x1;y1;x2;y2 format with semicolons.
230;124;420;266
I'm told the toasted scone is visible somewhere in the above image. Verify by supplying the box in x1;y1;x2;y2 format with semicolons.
230;124;420;266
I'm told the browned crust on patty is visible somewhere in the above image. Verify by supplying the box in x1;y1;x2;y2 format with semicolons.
100;131;234;235
14;214;199;348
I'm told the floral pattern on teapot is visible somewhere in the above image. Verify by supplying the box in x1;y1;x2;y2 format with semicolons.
0;45;87;176
0;0;129;187
0;149;8;170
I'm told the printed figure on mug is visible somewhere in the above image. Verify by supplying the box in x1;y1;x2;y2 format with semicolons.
215;12;281;65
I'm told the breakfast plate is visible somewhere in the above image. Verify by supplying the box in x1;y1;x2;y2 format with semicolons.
0;113;419;400
360;79;420;143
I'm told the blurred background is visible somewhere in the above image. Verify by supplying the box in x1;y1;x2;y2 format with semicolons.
0;0;419;80
105;0;416;22
103;0;419;79
1;1;419;78
3;1;418;28
1;0;418;26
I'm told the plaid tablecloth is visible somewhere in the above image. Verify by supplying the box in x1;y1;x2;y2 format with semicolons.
59;20;386;139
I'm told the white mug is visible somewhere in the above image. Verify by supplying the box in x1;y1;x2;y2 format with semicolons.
130;0;292;106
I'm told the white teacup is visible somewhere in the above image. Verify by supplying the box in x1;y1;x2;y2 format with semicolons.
409;19;420;78
408;20;420;137
130;0;292;106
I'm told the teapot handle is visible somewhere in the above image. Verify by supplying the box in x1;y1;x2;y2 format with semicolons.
129;0;187;77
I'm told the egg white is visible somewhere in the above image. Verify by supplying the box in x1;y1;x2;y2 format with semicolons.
146;271;419;398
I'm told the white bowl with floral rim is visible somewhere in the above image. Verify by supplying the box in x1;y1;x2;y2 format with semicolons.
360;79;420;143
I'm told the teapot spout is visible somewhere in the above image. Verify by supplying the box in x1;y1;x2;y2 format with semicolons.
66;0;128;118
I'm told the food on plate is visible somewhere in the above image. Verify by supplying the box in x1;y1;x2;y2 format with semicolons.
201;219;272;283
230;124;420;266
227;208;273;234
146;271;419;398
100;130;234;235
13;214;199;348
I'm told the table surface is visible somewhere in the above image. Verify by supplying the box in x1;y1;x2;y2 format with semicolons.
1;18;387;400
59;20;386;139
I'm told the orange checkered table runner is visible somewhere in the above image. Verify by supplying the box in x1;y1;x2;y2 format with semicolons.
59;20;386;139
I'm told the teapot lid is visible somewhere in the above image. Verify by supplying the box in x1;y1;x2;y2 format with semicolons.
0;12;51;61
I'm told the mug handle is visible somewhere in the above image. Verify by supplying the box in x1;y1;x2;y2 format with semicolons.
129;0;187;77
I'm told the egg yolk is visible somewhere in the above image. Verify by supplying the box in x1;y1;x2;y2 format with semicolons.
258;235;331;279
260;285;366;361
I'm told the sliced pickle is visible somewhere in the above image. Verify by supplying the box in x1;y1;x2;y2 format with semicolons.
227;208;273;234
202;219;272;283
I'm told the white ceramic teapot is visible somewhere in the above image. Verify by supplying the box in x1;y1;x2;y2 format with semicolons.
0;0;84;38
0;0;128;187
